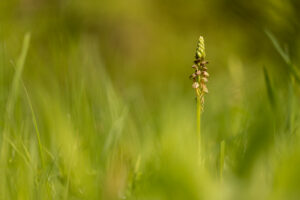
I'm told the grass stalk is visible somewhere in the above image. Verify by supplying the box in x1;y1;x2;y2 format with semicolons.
6;33;31;118
23;85;45;168
0;32;31;200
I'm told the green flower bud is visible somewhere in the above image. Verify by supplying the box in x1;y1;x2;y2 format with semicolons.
196;36;206;60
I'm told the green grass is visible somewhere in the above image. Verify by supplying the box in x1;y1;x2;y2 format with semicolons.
0;30;299;200
1;1;300;200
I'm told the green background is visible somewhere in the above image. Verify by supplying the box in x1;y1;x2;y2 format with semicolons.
0;0;300;199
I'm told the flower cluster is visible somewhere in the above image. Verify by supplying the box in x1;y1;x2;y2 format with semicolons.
189;36;209;110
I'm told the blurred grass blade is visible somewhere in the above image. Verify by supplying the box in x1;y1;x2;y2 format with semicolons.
4;137;31;168
265;29;300;84
6;33;31;117
103;108;128;153
220;140;225;182
285;82;295;134
265;29;290;64
263;66;276;107
23;85;44;167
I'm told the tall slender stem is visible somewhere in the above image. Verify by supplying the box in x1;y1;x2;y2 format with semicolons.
196;96;202;162
190;36;208;164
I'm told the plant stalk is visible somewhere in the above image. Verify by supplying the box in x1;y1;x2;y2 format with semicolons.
196;95;202;163
190;36;208;164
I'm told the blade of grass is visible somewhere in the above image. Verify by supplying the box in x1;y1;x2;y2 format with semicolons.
265;30;290;64
4;137;31;168
220;140;225;182
6;33;31;117
263;66;276;107
23;85;45;167
265;29;300;84
1;33;31;199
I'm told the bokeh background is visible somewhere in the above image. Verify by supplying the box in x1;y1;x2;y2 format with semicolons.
1;0;300;199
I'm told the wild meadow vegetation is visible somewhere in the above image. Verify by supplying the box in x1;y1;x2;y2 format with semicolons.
1;0;300;199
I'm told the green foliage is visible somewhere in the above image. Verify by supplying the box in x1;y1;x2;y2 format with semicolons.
0;1;300;200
